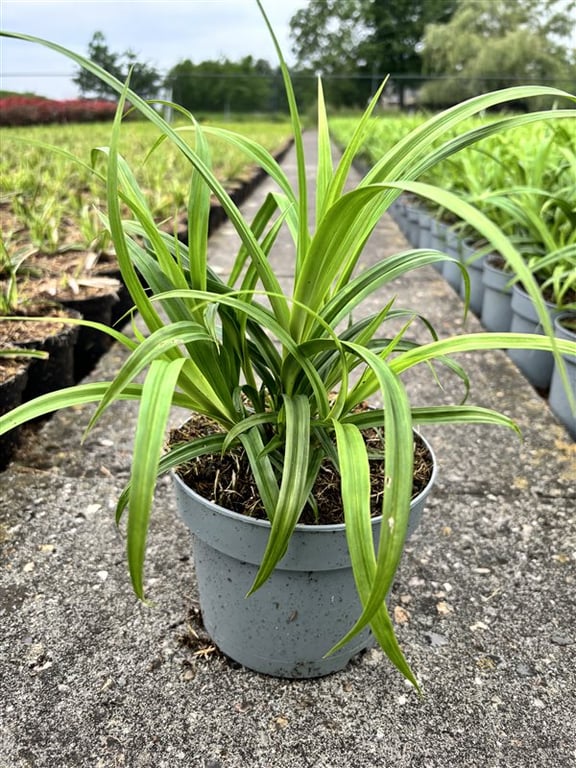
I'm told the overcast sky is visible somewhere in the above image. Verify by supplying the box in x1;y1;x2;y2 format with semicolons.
0;0;307;99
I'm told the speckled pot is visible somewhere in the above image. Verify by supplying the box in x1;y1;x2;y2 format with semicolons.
172;437;437;679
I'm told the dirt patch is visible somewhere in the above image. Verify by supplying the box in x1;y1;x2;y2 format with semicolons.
170;413;434;526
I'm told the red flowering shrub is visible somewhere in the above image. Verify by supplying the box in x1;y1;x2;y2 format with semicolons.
0;96;120;126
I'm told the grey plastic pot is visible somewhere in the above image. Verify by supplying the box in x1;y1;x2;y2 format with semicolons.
394;198;409;233
548;312;576;439
388;197;404;226
429;219;448;273
173;436;437;679
508;285;561;390
394;197;411;236
416;209;433;249
442;229;463;290
405;205;421;246
481;257;513;332
458;243;485;316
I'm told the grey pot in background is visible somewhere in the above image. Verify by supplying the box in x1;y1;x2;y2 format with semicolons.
173;438;437;679
442;228;464;290
508;285;561;390
458;242;485;316
416;208;433;249
405;204;421;246
388;196;405;229
481;256;514;333
429;218;448;272
394;197;410;237
548;311;576;439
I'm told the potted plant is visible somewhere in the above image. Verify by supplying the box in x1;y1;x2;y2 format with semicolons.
507;238;576;389
1;2;575;689
472;179;576;388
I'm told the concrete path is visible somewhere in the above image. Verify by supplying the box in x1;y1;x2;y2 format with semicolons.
1;132;575;768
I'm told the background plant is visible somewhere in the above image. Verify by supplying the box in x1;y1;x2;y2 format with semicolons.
0;95;119;126
0;238;36;314
331;113;576;304
0;119;292;256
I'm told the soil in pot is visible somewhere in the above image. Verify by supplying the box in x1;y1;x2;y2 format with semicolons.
171;416;434;526
169;414;436;678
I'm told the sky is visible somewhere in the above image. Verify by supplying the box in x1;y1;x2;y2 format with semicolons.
0;0;307;100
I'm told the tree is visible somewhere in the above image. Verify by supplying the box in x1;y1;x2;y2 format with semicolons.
366;0;458;105
289;0;458;108
167;57;304;115
420;0;576;108
122;49;162;100
74;32;161;100
73;32;122;98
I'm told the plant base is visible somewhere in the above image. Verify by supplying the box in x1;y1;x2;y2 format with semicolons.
172;436;436;678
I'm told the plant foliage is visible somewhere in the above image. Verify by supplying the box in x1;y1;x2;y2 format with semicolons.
1;1;575;688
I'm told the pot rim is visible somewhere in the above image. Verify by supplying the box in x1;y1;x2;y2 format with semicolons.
512;282;561;312
554;310;576;330
171;430;437;533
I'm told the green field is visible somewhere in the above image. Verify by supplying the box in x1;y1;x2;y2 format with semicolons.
0;118;293;256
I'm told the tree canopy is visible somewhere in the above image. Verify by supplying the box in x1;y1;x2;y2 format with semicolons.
166;57;317;115
289;0;458;107
167;56;275;114
420;0;576;107
73;32;162;100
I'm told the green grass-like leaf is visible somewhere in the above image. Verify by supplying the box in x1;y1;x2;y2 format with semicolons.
127;357;186;598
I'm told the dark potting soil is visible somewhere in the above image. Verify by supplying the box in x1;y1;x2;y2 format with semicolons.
170;414;434;526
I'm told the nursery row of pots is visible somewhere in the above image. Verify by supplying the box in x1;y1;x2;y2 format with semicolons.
389;196;576;439
0;279;126;470
0;138;296;470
